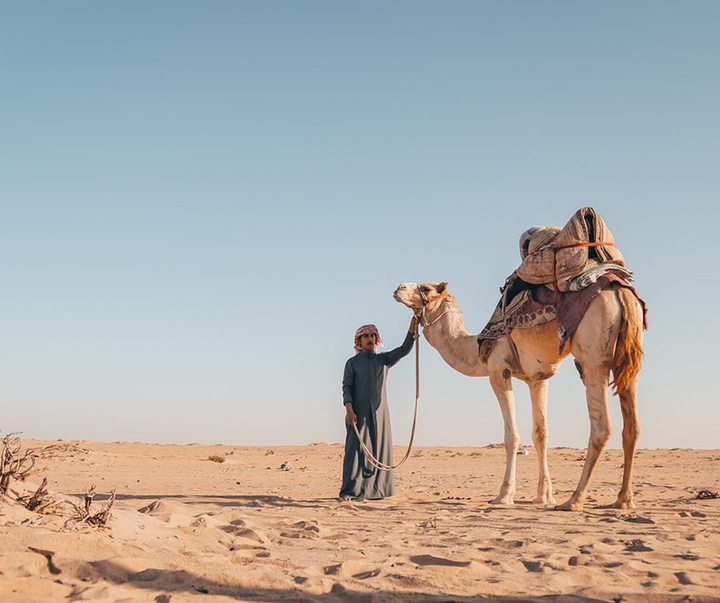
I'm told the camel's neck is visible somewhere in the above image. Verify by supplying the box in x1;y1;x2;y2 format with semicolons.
420;296;489;377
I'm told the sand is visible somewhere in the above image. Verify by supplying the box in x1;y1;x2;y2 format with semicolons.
0;439;718;602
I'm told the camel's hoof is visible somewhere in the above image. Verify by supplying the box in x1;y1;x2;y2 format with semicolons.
532;496;557;506
610;499;636;510
555;500;584;512
489;496;514;505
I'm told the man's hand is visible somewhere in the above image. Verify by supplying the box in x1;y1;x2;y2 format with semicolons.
345;403;357;425
410;315;419;333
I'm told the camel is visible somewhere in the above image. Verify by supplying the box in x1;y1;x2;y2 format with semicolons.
393;280;645;511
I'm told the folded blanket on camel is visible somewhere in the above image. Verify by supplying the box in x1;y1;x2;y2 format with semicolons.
478;207;647;352
517;206;626;292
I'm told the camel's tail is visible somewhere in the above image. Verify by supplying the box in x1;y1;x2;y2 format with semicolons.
611;287;645;395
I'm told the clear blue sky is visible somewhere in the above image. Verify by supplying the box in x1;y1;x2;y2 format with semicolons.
2;2;718;449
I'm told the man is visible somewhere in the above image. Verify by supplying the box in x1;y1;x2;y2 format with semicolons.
340;317;418;501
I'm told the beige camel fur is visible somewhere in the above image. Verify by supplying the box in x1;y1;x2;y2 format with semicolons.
393;281;644;511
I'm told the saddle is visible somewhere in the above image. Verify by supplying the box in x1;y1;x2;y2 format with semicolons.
479;206;641;352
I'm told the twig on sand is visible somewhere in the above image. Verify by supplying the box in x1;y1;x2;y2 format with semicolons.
17;477;64;514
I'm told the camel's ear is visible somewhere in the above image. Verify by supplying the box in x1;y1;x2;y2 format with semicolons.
437;282;448;293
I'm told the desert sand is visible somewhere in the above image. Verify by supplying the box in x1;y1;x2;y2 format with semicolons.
1;439;718;602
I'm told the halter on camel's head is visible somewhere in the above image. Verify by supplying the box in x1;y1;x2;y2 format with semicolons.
417;282;448;308
394;282;457;328
418;283;459;329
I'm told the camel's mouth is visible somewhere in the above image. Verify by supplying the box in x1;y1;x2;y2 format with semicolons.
393;284;421;309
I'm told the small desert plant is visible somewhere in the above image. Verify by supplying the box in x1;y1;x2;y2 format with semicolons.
69;485;116;528
208;454;225;463
0;432;38;495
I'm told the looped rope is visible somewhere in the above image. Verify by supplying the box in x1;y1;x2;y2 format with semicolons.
352;331;420;471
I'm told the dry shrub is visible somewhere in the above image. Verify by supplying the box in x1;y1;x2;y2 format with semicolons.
2;432;114;525
68;485;116;528
0;432;37;495
208;455;225;463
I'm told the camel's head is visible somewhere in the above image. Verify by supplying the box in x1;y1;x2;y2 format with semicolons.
393;281;448;312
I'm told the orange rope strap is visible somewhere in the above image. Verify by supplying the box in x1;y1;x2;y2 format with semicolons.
423;289;448;306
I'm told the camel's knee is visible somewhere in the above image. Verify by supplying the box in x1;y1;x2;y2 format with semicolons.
506;435;520;450
504;432;521;451
532;424;549;446
590;425;612;449
620;405;640;441
622;421;640;443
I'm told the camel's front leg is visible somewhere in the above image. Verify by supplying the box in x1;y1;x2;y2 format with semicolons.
528;379;555;505
556;378;612;511
489;369;519;505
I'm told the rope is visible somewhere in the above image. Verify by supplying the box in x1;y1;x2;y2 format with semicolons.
352;331;420;471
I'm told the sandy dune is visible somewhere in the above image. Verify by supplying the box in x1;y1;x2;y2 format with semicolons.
1;440;718;602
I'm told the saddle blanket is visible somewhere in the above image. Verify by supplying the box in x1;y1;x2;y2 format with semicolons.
479;266;647;352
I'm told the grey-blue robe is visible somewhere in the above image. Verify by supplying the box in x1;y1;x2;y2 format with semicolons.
340;331;415;499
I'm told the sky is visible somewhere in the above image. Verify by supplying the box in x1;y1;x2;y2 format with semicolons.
1;1;718;450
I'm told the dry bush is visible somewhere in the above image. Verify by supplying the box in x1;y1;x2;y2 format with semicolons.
68;485;116;528
0;431;80;498
0;432;38;495
2;432;113;524
208;454;225;463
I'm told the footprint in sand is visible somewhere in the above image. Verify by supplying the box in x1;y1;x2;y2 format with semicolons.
624;539;654;552
520;559;544;573
137;499;197;527
323;560;383;579
674;553;701;561
409;554;471;568
620;513;655;524
568;555;589;567
675;571;694;585
223;518;270;546
278;519;321;539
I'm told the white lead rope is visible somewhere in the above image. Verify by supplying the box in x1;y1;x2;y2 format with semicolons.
352;330;420;471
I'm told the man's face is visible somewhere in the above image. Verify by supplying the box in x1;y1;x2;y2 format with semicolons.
358;333;378;352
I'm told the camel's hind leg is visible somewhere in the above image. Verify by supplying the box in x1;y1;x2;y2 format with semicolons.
556;373;613;511
614;384;639;508
611;287;644;509
556;292;620;512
